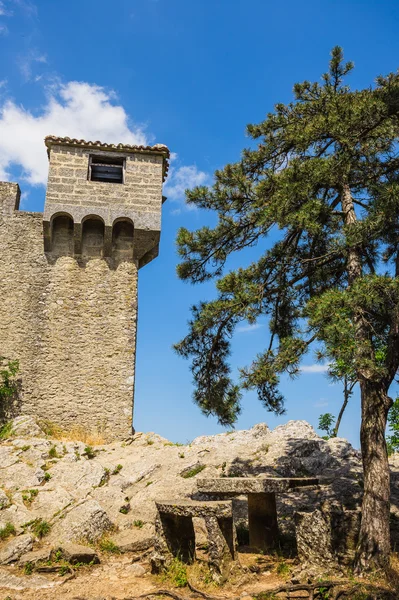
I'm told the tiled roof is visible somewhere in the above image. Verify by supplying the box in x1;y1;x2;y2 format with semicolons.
44;136;170;180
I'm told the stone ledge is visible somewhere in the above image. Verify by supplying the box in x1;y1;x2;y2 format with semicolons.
197;477;319;495
156;499;232;519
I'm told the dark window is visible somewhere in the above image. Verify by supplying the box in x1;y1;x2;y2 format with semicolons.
89;155;124;184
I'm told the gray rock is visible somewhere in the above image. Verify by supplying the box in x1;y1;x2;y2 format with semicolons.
125;563;146;576
56;542;99;564
11;416;44;438
19;548;51;566
0;534;33;564
112;527;154;553
50;499;113;543
0;566;62;590
0;489;10;510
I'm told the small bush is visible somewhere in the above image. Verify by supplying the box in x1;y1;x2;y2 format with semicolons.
22;489;39;506
119;504;130;514
180;464;206;479
0;421;14;440
178;452;185;459
276;559;290;576
133;520;144;529
21;445;31;452
24;562;34;575
162;556;188;588
112;464;123;475
99;538;120;554
32;519;51;538
145;480;153;487
0;522;16;540
83;445;96;459
48;445;59;459
43;472;51;482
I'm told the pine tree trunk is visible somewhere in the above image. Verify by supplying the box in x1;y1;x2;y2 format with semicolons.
355;380;392;572
341;183;392;571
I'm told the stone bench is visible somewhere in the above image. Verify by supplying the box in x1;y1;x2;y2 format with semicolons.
152;499;236;576
197;477;319;551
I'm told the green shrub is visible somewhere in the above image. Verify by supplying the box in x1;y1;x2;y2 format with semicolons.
43;472;51;482
24;562;34;575
112;464;123;475
21;445;31;452
22;489;39;506
133;520;144;528
83;445;96;459
48;445;59;459
0;422;14;440
162;556;188;588
99;538;120;554
0;522;16;540
32;519;51;538
180;464;206;479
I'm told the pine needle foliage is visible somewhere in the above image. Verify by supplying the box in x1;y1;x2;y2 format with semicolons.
175;47;399;570
175;47;399;425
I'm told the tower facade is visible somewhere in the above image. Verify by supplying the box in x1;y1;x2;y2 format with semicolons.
0;137;169;439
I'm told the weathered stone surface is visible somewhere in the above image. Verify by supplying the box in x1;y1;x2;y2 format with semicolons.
0;419;398;563
294;503;361;568
156;499;233;519
50;500;113;543
124;563;146;576
19;548;51;566
11;416;44;438
112;527;154;553
0;534;33;564
57;542;100;564
197;477;318;495
0;489;10;510
0;137;169;441
49;460;107;496
0;566;62;590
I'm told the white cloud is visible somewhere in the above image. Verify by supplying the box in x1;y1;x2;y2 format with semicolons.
314;400;329;408
0;24;7;34
0;1;12;16
300;363;330;374
0;81;147;185
17;49;47;81
236;323;263;333
164;154;211;210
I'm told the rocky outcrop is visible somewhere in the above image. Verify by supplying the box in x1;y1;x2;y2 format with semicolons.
0;415;398;577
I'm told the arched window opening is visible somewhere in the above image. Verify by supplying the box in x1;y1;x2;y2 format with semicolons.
112;220;134;261
51;215;74;256
82;218;105;258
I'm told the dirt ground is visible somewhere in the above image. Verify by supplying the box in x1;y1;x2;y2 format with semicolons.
1;552;398;600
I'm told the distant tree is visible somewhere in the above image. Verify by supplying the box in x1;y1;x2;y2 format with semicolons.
175;47;399;571
387;397;399;455
318;413;335;439
326;357;357;437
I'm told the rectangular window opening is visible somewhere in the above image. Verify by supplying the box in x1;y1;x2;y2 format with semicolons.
89;155;125;184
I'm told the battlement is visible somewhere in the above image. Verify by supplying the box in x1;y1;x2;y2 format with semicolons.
43;136;170;267
0;181;21;216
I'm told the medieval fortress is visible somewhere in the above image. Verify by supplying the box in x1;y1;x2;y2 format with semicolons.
0;136;170;440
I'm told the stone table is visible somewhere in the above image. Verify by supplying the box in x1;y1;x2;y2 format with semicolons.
152;499;236;576
197;477;319;551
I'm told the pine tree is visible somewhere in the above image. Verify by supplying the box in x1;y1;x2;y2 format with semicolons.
175;47;399;571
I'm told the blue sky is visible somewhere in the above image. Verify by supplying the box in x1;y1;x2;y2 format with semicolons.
0;0;398;447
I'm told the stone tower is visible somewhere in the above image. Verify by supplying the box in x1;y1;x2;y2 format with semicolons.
0;136;170;440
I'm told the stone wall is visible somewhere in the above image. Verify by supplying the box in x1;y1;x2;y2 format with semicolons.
0;189;138;440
